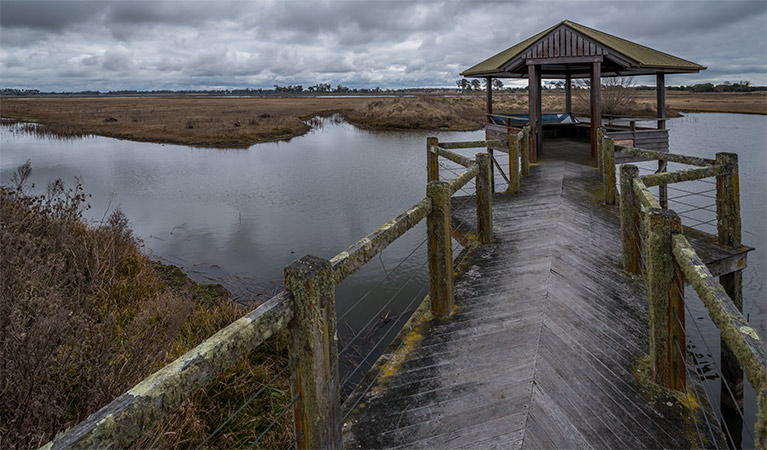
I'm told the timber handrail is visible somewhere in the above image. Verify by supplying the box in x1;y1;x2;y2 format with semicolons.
618;148;766;447
438;139;506;150
615;144;716;167
639;164;729;187
330;198;432;283
672;234;766;394
42;291;295;449
430;145;475;168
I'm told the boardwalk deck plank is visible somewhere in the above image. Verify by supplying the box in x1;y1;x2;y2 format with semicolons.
343;140;728;449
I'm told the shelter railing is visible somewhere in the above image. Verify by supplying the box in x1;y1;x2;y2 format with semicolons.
599;130;766;447
42;129;534;449
482;118;532;186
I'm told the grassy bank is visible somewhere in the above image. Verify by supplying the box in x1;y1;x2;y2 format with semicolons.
1;91;764;148
0;163;292;448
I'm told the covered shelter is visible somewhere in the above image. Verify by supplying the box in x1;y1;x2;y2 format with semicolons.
461;20;705;163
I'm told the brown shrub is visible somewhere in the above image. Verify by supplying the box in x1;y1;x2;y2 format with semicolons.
0;162;290;448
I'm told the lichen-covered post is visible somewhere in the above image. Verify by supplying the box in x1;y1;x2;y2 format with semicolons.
521;127;531;176
620;164;641;273
284;256;341;450
427;137;439;183
658;160;668;208
597;127;605;177
508;134;520;194
476;153;494;244
645;208;685;390
604;137;616;205
716;152;745;426
426;181;454;315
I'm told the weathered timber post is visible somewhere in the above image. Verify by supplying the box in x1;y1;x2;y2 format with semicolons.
284;255;341;450
590;61;602;162
521;126;531;176
508;133;520;194
620;165;641;273
658;160;668;208
657;73;668;209
427;181;454;315
427;137;439;183
565;73;572;116
604;137;616;205
476;153;494;244
716;152;745;430
645;208;685;390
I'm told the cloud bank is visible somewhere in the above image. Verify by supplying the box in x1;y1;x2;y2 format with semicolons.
1;0;765;91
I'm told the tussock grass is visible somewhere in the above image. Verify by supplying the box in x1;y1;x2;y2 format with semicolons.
0;162;291;448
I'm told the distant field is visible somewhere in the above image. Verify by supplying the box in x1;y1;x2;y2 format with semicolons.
1;91;763;148
653;91;767;115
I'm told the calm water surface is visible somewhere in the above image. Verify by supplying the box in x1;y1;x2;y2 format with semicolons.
1;113;764;445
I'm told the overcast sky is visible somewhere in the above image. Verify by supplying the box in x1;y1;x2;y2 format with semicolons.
1;0;766;91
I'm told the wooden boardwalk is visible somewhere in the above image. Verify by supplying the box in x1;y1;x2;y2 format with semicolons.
343;140;725;449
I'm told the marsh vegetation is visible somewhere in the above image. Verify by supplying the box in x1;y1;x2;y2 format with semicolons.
2;91;763;148
0;162;293;448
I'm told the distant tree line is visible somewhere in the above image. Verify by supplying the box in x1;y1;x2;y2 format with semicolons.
2;80;763;97
455;78;505;92
640;81;764;92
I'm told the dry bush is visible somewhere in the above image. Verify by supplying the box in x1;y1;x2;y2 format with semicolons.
344;95;484;130
572;77;641;115
0;162;290;448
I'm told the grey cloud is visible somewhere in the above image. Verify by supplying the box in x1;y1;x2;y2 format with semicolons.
0;0;765;91
0;0;102;30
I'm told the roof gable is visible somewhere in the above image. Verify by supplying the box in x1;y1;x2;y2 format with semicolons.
461;20;705;78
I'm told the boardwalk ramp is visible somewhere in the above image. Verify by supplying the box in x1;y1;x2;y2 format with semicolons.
343;140;723;449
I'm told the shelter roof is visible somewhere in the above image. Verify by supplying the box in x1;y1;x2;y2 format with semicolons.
462;20;705;78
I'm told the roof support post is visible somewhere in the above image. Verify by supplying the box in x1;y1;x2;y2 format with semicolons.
590;61;601;162
536;66;542;160
565;72;572;116
656;73;666;130
656;73;668;207
486;76;493;117
527;64;541;162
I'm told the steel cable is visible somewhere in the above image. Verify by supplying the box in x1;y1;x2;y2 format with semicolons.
340;283;431;422
680;301;755;443
673;336;721;449
195;358;297;449
338;256;429;358
284;432;303;450
337;234;428;322
245;394;301;450
340;280;428;391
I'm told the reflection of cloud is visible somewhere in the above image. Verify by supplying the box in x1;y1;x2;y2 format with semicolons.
0;0;765;90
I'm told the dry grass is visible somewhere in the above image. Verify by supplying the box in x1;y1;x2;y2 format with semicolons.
1;92;763;149
0;162;291;449
0;96;372;148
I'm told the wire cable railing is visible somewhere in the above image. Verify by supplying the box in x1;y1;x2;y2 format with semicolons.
195;357;297;449
340;283;432;423
245;393;301;450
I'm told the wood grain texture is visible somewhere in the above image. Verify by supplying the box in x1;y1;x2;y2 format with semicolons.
343;140;726;449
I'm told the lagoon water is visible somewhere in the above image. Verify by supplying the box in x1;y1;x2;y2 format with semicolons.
1;113;764;445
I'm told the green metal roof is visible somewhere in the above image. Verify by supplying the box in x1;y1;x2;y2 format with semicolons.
462;20;705;77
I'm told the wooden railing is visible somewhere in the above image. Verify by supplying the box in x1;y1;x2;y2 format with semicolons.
42;130;532;449
599;130;766;446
